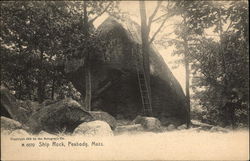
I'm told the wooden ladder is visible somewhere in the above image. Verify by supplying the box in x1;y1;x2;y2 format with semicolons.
133;45;153;116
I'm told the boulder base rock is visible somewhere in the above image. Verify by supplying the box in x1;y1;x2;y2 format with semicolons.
25;98;94;134
89;111;117;129
133;116;161;131
73;120;113;137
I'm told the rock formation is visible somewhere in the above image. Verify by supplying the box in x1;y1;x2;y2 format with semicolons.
66;17;189;126
73;120;114;137
25;98;94;134
0;86;30;123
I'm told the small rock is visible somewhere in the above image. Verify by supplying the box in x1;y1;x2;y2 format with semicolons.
38;131;57;137
115;124;144;134
210;126;229;133
133;116;161;131
117;119;131;126
73;120;113;137
160;117;182;126
177;124;187;130
10;129;30;136
191;120;213;128
167;124;176;131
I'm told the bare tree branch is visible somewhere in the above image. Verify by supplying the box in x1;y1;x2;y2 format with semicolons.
89;2;112;24
225;20;233;32
151;1;175;23
147;1;163;33
152;13;169;23
149;13;174;44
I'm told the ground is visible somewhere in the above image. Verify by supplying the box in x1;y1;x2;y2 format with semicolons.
1;128;249;160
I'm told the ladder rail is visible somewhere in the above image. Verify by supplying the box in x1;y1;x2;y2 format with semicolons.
138;46;152;111
134;46;153;115
140;64;153;113
127;24;152;115
139;46;152;105
133;47;146;113
137;68;146;112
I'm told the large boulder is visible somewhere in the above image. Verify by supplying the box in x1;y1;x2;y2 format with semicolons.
1;116;22;130
25;98;94;134
18;100;42;114
132;115;161;131
73;120;113;137
65;17;188;124
1;116;23;134
89;111;117;129
0;86;29;123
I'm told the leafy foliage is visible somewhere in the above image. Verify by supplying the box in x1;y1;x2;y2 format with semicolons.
0;1;120;102
190;2;249;127
157;1;249;127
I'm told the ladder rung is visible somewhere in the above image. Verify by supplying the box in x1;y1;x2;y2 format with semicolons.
136;46;152;115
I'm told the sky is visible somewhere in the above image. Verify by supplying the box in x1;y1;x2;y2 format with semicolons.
122;1;187;91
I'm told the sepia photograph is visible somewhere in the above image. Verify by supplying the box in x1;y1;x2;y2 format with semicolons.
1;0;249;160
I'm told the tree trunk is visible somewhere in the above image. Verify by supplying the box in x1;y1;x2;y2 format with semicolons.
139;1;152;116
51;78;55;100
182;15;191;128
84;53;92;111
83;1;92;111
184;53;191;128
38;51;45;103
